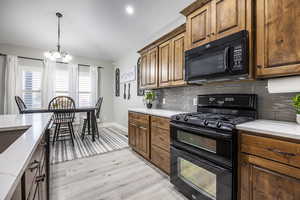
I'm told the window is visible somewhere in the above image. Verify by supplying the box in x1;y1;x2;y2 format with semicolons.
78;65;91;106
55;63;69;96
22;66;42;109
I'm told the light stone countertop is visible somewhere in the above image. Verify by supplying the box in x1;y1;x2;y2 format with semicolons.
128;108;186;118
0;113;52;200
236;119;300;141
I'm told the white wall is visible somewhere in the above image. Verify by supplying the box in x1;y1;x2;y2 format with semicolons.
0;56;5;114
0;43;114;122
112;17;186;129
112;53;145;130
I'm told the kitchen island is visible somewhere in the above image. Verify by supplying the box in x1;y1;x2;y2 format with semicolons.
0;113;52;200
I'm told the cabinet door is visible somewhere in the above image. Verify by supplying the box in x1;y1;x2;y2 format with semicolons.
171;33;186;86
186;3;211;50
128;122;138;149
256;0;300;77
137;125;150;159
240;154;300;200
211;0;246;40
146;48;158;88
158;40;172;87
151;145;170;174
37;150;47;200
140;53;148;88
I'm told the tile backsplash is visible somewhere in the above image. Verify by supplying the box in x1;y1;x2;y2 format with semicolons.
155;80;298;122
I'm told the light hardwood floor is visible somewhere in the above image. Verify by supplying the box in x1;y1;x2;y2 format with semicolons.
50;148;187;200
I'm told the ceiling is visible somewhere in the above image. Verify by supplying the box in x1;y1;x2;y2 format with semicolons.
0;0;194;62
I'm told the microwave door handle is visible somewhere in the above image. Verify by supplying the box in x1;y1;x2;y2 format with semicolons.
224;47;230;71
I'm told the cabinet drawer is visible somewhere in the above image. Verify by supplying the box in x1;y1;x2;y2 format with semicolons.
151;116;170;130
129;112;149;125
151;145;170;174
128;112;138;122
241;133;300;168
151;127;170;152
137;113;149;124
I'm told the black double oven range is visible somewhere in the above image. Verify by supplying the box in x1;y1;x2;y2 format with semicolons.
170;94;257;200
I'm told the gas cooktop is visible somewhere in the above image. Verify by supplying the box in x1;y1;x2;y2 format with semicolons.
171;94;257;131
171;112;255;131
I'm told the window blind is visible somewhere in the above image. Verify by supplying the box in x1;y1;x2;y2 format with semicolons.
55;63;69;96
22;65;42;108
79;65;91;106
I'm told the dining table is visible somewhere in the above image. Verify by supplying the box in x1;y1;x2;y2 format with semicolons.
23;106;98;142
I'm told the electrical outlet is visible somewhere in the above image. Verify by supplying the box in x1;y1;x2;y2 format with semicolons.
162;98;166;105
193;98;197;106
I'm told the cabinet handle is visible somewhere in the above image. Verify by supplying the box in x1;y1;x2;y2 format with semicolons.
267;148;297;157
211;32;215;35
36;174;46;183
207;34;210;37
257;65;262;69
28;160;40;172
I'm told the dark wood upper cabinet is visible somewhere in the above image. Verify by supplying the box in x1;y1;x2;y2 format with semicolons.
158;32;186;88
183;0;250;51
140;53;148;88
159;40;172;87
139;48;158;89
186;3;211;50
212;0;246;40
171;32;186;86
147;48;158;88
138;24;186;89
256;0;300;78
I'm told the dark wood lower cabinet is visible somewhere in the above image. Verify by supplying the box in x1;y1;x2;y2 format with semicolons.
11;129;50;200
239;132;300;200
240;154;300;200
151;145;170;174
128;112;150;160
128;112;170;175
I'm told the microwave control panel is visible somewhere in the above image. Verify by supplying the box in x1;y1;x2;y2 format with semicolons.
232;45;244;71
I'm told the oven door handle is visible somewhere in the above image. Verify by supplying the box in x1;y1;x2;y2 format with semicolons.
170;122;232;140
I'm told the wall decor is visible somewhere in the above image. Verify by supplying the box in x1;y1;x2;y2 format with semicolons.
123;83;127;99
137;57;145;96
128;83;131;100
121;66;136;83
115;68;120;97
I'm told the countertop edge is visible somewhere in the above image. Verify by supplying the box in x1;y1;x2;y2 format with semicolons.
128;108;185;118
0;114;52;200
236;120;300;143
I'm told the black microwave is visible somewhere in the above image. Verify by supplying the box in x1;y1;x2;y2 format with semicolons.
185;30;249;84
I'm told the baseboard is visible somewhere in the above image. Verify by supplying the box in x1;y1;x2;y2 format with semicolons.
101;122;128;133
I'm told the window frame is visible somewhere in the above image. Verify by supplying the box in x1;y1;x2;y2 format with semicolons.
78;64;92;107
21;65;43;109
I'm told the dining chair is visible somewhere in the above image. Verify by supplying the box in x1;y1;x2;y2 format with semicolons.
81;97;103;139
49;96;76;146
15;96;27;114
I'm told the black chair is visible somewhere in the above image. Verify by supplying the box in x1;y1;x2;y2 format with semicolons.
81;97;103;139
15;96;27;114
49;96;76;146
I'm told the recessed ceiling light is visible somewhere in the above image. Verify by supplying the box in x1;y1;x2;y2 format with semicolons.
125;5;134;15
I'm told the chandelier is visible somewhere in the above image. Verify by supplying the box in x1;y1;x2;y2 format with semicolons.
44;12;72;63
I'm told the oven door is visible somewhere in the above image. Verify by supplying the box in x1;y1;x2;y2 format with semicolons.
171;146;232;200
170;122;232;167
